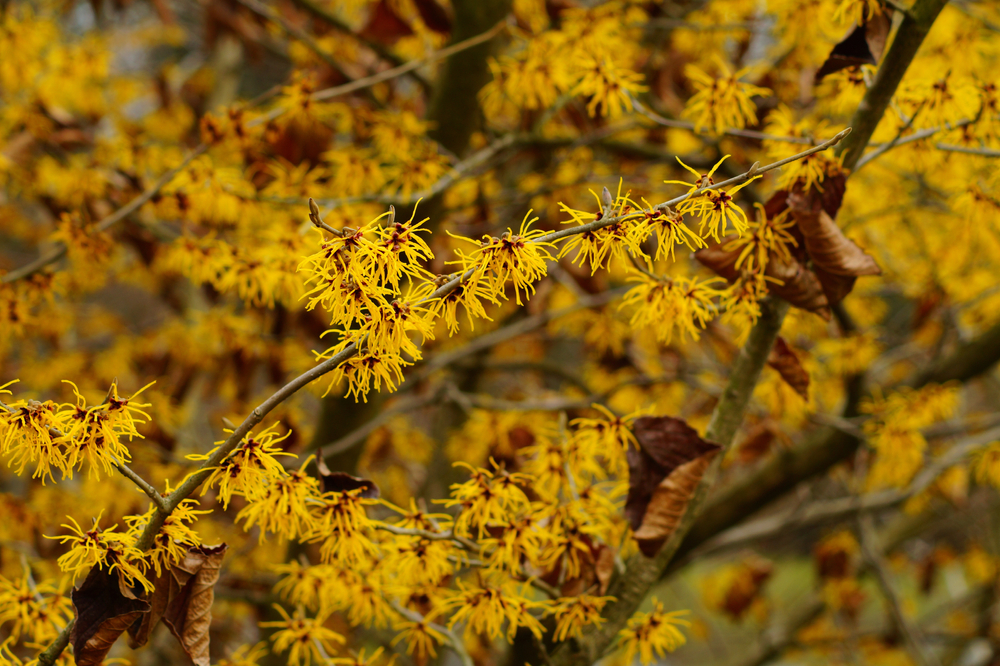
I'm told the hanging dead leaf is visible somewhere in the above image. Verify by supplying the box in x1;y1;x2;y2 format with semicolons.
626;416;721;557
128;544;228;666
360;0;414;45
735;419;782;464
594;544;615;595
412;0;451;34
767;337;810;400
694;237;741;282
316;457;380;498
787;189;879;306
790;191;880;278
815;10;892;81
71;562;151;666
764;254;831;318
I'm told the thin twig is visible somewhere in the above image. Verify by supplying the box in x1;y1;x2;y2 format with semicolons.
855;118;977;170
934;143;1000;157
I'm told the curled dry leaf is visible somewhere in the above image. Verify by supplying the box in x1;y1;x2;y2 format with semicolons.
626;416;722;557
764;254;831;317
735;419;783;464
787;188;880;306
316;457;381;498
71;561;151;666
767;336;810;399
788;191;880;278
815;9;892;81
360;0;415;45
127;544;228;666
412;0;452;34
693;237;741;283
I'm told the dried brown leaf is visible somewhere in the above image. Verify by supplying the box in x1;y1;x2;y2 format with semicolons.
815;10;891;81
127;544;228;666
693;236;741;282
594;545;615;595
317;459;380;498
163;544;227;666
736;420;781;464
764;254;831;318
791;201;880;278
360;0;414;45
626;416;721;557
864;11;891;64
787;189;879;306
71;564;151;666
412;0;451;33
767;337;810;399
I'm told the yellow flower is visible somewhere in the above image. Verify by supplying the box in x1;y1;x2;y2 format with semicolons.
617;599;690;665
328;647;389;666
722;204;798;276
626;201;706;262
683;60;771;135
558;185;645;273
371;204;435;290
0;569;73;642
324;349;410;403
1;397;70;485
304;487;378;564
448;211;555;305
47;514;153;593
572;48;647;118
58;380;154;479
620;272;725;344
427;274;495;336
187;423;296;508
439;461;531;537
126;485;208;577
442;577;549;641
669;155;760;241
392;616;447;660
552;594;614;641
260;605;345;666
218;642;270;666
237;456;321;541
833;0;883;26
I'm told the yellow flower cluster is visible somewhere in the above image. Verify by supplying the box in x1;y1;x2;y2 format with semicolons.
0;379;153;484
862;384;961;490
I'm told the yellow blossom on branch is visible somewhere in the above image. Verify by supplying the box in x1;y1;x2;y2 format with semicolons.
620;272;725;344
617;598;690;666
46;514;153;593
572;48;648;119
552;594;614;641
449;211;556;305
186;423;296;508
682;60;772;135
260;605;345;666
